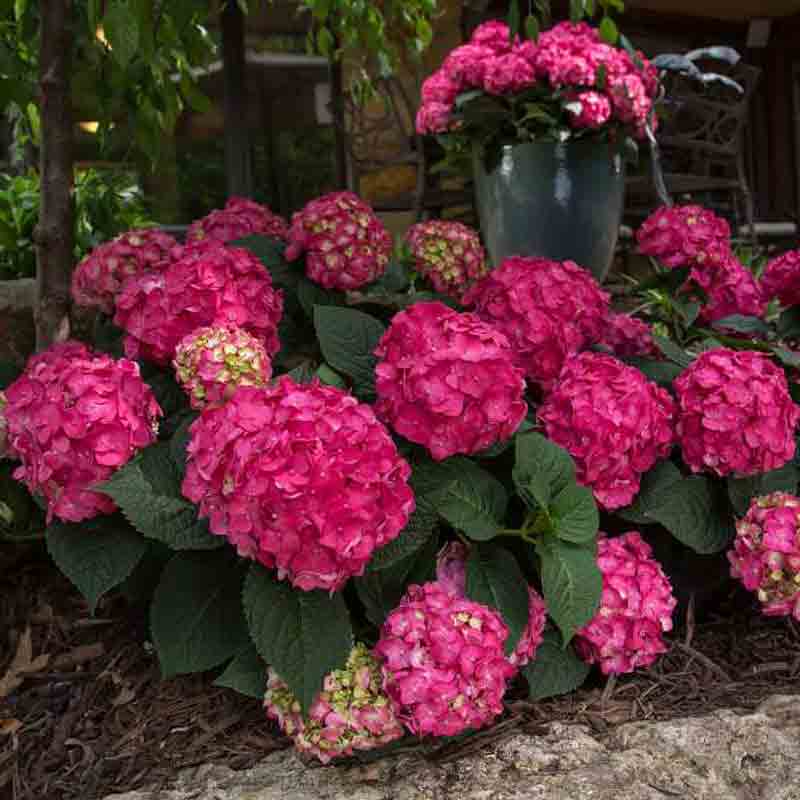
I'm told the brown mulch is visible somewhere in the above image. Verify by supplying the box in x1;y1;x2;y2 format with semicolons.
2;548;800;800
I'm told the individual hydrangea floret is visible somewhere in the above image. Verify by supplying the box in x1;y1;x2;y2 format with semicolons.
636;204;732;268
435;542;547;669
688;249;765;323
264;643;404;763
463;256;610;389
114;239;283;366
374;302;527;461
285;191;393;290
404;220;489;301
598;312;659;359
374;582;516;737
71;228;176;315
575;532;676;675
538;352;675;510
729;492;800;620
187;196;289;244
674;348;799;477
3;342;161;522
760;249;800;308
173;325;271;410
182;378;414;592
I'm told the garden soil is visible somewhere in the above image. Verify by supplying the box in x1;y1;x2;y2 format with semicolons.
2;547;800;800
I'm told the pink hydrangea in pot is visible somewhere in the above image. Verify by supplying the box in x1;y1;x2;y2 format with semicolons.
374;301;527;461
538;352;675;510
181;378;414;592
285;191;393;290
114;239;283;367
187;196;289;244
264;643;404;763
3;342;162;522
463;256;610;389
729;492;800;621
71;228;176;315
575;532;677;675
374;581;516;737
404;220;489;302
673;348;799;477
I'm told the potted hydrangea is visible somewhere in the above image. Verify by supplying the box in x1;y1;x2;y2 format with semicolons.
417;12;659;280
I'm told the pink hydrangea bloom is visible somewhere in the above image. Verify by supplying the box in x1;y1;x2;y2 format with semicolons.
182;378;414;592
0;390;11;461
404;220;488;301
285;192;393;290
114;239;283;367
421;70;460;105
264;643;404;763
608;73;651;131
729;492;800;621
4;342;161;522
187;196;288;244
538;352;675;510
567;91;613;129
415;101;454;135
470;20;515;53
463;256;610;389
533;22;602;87
760;249;800;308
374;582;516;737
598;313;659;358
434;542;547;669
575;532;676;675
71;228;176;315
173;325;271;410
442;44;496;89
482;53;536;95
636;204;732;268
688;250;765;323
674;348;799;477
374;302;527;461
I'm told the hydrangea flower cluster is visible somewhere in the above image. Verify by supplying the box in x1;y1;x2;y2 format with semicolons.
416;20;658;137
114;239;283;366
264;644;404;763
538;352;675;510
598;312;659;359
688;249;765;323
3;342;161;522
575;532;676;675
463;256;610;389
435;542;547;669
674;348;799;477
729;492;800;621
173;325;271;410
760;249;800;308
404;220;489;301
375;581;516;737
182;379;414;592
187;196;289;244
285;192;392;290
374;302;527;461
636;204;731;268
71;228;176;315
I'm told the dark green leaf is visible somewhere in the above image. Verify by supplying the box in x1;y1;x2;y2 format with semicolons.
777;307;800;339
150;551;249;677
507;0;521;40
315;363;347;388
313;306;386;398
465;545;529;654
617;460;682;524
371;259;409;293
243;564;353;713
599;15;618;44
214;645;267;699
728;464;800;516
513;431;576;510
625;356;683;388
653;336;693;368
550;484;599;544
773;348;800;370
711;315;770;336
230;235;299;292
537;538;601;644
524;14;540;41
103;0;140;68
522;628;590;700
569;0;584;21
47;516;146;613
0;360;21;390
297;278;344;319
286;361;316;384
367;503;439;572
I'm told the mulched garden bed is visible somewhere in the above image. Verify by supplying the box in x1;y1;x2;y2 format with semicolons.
2;545;800;800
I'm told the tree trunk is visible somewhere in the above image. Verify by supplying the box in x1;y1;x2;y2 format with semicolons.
35;0;74;350
329;53;348;189
221;1;253;199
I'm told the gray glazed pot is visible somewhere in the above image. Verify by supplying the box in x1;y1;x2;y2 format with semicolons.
473;140;625;282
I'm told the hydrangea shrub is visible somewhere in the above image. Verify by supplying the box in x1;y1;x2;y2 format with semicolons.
187;197;288;244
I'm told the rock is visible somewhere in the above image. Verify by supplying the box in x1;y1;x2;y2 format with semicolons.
104;695;800;800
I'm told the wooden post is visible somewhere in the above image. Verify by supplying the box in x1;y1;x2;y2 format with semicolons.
221;0;254;198
329;47;349;189
35;0;74;350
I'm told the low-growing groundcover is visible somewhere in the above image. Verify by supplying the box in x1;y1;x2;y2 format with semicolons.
3;184;800;767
